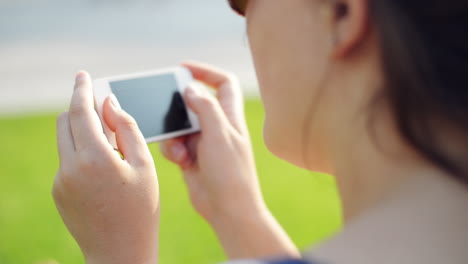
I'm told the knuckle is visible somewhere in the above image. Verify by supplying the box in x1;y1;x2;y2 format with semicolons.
209;125;229;142
56;112;69;129
225;71;237;83
160;140;185;164
77;147;115;172
199;95;217;109
51;174;61;199
235;132;250;148
57;111;69;122
58;164;74;179
77;150;101;171
160;142;170;158
222;71;239;86
124;120;139;131
119;113;139;130
69;102;86;117
138;157;155;169
58;175;77;194
54;167;77;195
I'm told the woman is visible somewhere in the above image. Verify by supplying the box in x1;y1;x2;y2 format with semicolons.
52;0;468;263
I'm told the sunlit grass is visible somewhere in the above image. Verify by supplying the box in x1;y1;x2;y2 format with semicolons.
0;99;341;264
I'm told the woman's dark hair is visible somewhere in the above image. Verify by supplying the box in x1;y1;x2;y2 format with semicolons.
369;1;468;181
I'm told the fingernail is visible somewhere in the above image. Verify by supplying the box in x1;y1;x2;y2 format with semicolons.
171;143;185;161
110;94;121;110
75;71;87;82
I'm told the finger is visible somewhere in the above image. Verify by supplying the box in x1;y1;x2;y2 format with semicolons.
56;111;75;165
217;81;247;134
184;84;232;137
160;137;191;166
182;61;235;88
103;94;152;167
69;71;109;152
183;133;200;169
182;61;246;133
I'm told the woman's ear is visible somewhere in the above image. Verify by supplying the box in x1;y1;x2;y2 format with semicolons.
323;0;369;58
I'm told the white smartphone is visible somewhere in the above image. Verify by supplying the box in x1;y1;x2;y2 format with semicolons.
93;66;200;148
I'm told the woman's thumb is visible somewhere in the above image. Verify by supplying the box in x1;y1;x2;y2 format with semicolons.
103;94;151;167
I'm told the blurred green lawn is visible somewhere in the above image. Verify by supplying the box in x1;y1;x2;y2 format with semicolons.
0;99;341;264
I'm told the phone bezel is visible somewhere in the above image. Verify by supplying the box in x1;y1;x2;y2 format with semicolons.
93;66;200;148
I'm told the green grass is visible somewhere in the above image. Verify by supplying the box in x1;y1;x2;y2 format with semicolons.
0;99;342;264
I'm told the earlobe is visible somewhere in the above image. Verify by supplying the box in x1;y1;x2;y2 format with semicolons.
329;0;369;58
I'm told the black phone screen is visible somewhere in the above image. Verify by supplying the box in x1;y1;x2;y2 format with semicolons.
110;74;192;139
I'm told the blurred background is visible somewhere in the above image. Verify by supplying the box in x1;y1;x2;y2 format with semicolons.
0;0;341;263
0;0;258;114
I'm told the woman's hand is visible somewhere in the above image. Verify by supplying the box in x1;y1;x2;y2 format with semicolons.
161;62;264;222
161;62;300;259
53;72;159;264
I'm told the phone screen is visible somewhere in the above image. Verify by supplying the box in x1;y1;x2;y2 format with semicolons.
110;74;192;139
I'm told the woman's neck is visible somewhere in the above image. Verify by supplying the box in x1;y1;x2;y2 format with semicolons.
331;120;419;221
309;171;468;263
312;56;468;259
329;98;445;221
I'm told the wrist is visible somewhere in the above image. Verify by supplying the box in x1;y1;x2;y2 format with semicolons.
214;203;269;227
84;231;159;264
206;202;300;259
86;251;158;264
205;195;270;229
